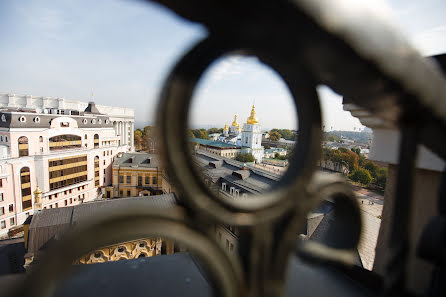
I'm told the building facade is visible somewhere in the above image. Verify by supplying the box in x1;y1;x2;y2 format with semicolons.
191;105;265;163
105;152;171;198
0;93;134;236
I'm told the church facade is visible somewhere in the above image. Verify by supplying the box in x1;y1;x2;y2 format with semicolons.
192;105;264;163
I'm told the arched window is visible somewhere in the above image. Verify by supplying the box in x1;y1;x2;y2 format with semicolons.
49;135;81;151
18;136;29;156
0;136;3;142
85;134;87;139
94;134;99;148
94;156;100;187
20;167;32;211
39;136;43;142
5;136;8;142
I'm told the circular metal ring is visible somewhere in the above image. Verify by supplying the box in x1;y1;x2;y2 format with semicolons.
157;36;322;226
14;205;243;297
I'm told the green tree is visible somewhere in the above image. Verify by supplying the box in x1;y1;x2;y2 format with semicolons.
235;153;255;163
350;168;373;185
191;129;209;140
375;167;388;188
364;160;380;179
207;128;223;135
351;147;361;156
264;143;271;149
134;130;143;150
143;126;152;136
268;131;282;141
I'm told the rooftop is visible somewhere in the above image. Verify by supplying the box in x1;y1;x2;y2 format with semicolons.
190;137;241;149
113;152;161;168
27;194;177;255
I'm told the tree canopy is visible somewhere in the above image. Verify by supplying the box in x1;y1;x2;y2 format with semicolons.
235;153;255;163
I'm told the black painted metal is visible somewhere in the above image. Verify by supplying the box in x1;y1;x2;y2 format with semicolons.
384;123;418;296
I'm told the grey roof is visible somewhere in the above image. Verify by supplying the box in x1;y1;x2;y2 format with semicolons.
84;102;101;114
0;112;113;129
113;152;160;168
193;151;278;194
27;194;177;254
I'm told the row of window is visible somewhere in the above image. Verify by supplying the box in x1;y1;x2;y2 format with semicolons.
119;175;158;185
48;185;87;200
0;218;14;229
16;133;101;156
49;175;88;191
0;204;14;215
49;165;88;179
0;135;8;142
49;155;88;167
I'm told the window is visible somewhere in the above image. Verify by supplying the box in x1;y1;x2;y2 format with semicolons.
119;175;124;183
0;193;3;201
49;135;81;151
106;191;111;198
0;207;4;215
94;134;99;148
0;179;2;187
85;134;87;139
126;176;131;184
64;200;68;206
9;204;13;212
18;136;29;156
119;190;123;197
70;198;73;204
145;176;150;184
103;160;105;165
0;221;5;229
20;167;32;211
138;176;142;186
230;243;234;251
127;190;131;197
40;147;43;153
39;136;43;142
10;218;14;226
153;177;157;185
55;203;58;208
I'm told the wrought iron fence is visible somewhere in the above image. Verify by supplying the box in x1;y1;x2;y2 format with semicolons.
5;1;446;297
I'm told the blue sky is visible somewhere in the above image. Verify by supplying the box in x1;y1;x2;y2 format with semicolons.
0;0;445;130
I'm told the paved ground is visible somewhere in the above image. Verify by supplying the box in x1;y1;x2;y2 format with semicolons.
351;185;383;270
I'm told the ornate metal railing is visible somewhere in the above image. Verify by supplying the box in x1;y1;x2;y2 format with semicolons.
5;1;446;297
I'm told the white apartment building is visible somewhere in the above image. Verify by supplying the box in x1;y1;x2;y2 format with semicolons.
0;93;134;236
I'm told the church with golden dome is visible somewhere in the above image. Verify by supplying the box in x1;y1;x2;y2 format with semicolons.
220;105;264;163
191;105;265;163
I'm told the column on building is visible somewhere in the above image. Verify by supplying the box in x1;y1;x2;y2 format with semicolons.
130;121;135;151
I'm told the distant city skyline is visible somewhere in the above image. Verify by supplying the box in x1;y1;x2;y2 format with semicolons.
1;0;445;131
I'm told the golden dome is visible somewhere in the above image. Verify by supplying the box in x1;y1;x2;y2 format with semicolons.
224;124;229;131
231;114;239;127
33;186;42;195
246;105;259;124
